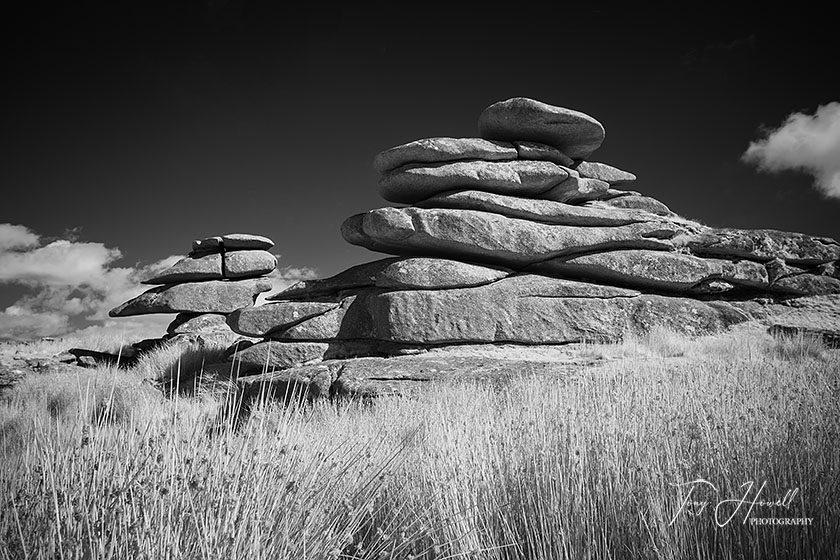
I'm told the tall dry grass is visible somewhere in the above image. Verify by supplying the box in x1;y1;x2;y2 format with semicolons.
1;327;838;559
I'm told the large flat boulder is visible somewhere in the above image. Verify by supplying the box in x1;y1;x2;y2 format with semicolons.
478;97;605;160
366;277;750;344
265;275;755;345
341;207;684;268
109;278;272;317
414;189;668;226
379;160;569;204
373;137;517;173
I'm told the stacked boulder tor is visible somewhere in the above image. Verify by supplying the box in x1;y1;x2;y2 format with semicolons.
220;97;840;398
110;233;276;341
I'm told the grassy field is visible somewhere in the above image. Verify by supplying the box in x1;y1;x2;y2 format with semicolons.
1;327;838;559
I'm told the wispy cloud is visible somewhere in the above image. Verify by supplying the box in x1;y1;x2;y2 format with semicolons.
743;102;840;199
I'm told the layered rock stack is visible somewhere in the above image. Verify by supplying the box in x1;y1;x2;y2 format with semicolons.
110;233;276;340
223;97;840;395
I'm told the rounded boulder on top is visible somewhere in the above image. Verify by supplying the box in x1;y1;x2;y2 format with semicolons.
478;97;606;160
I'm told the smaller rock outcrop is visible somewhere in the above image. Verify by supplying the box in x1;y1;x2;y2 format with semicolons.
109;233;277;343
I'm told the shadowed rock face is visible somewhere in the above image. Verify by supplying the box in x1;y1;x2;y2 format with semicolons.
228;301;341;337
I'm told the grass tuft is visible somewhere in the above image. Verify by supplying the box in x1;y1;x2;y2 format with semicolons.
1;327;837;559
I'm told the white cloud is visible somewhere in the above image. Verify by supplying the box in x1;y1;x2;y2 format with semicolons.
0;223;40;252
0;239;123;286
743;102;840;198
0;224;187;341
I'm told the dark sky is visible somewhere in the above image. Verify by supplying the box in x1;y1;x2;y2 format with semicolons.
2;3;838;307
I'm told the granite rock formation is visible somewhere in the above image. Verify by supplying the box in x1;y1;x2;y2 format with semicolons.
108;98;840;400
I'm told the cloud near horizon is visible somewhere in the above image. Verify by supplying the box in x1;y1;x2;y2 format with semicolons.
743;102;840;199
0;224;183;341
0;224;319;342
